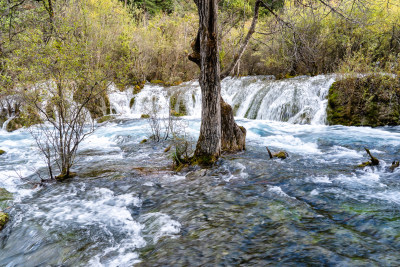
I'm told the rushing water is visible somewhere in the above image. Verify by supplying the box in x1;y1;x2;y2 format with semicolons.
1;76;400;266
108;75;335;125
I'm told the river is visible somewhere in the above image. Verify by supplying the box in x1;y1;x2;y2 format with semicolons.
1;76;400;266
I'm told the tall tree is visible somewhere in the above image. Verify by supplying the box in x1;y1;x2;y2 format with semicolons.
189;0;356;165
191;0;224;164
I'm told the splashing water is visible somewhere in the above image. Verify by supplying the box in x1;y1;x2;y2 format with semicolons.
1;76;400;266
108;75;335;124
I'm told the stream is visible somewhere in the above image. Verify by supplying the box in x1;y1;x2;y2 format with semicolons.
1;76;400;266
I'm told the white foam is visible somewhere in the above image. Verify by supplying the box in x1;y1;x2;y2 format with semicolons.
309;175;332;184
268;186;295;199
333;171;386;188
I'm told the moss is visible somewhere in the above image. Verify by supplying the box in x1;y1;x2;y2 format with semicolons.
133;81;145;94
171;111;185;117
97;115;113;123
0;188;13;202
6;105;42;132
170;96;177;110
129;97;136;108
273;151;288;159
192;154;218;166
55;172;77;181
141;114;150;119
178;99;187;115
0;150;5;155
140;139;148;144
150;80;164;85
357;161;372;168
0;212;9;231
232;104;240;116
164;80;183;87
327;74;400;127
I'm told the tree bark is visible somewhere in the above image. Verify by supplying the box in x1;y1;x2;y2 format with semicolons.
193;0;222;164
189;0;247;164
221;98;246;152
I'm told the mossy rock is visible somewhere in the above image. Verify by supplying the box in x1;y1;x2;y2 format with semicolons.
171;110;185;117
327;74;400;126
74;85;111;119
0;150;5;156
141;114;150;119
266;147;288;159
140;139;148;144
97;115;113;124
150;80;164;85
0;212;9;231
0;188;13;202
5;105;42;132
133;81;145;94
390;161;399;172
164;80;183;87
273;151;288;159
0;188;13;211
55;172;77;181
169;96;187;116
129;97;136;108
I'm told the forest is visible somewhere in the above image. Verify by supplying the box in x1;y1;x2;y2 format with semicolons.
1;0;400;266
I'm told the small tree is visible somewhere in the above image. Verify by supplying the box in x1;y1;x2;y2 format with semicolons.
12;2;112;180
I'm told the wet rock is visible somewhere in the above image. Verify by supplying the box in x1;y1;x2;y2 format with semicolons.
0;188;13;202
97;115;113;124
327;74;400;126
141;114;150;119
140;139;148;144
266;147;288;159
164;146;171;153
0;149;5;155
129;97;136;108
55;172;77;181
0;212;9;231
186;169;207;180
389;161;399;172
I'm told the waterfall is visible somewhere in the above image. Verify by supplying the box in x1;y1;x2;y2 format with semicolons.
1;116;15;131
108;75;336;124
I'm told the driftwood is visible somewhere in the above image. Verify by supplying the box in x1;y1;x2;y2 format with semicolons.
358;147;379;167
266;147;288;159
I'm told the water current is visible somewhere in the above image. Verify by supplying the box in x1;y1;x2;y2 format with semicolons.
1;76;400;266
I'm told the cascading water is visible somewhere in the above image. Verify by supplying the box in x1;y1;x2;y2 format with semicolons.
1;116;15;131
109;75;335;124
1;76;400;266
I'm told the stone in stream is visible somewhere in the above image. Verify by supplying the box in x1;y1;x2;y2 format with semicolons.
0;212;9;231
0;149;5;155
389;161;399;172
0;188;13;202
266;147;288;159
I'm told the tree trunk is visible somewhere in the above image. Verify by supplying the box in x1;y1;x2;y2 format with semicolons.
193;0;222;164
190;0;247;164
221;98;246;152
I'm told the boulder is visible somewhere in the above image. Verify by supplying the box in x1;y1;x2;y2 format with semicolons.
266;147;288;159
0;212;9;231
